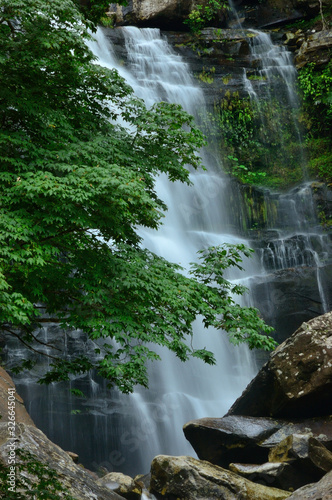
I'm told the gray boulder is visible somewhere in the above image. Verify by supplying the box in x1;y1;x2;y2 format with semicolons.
107;0;193;29
183;415;282;467
227;312;332;418
97;472;142;499
229;462;298;491
150;454;291;500
295;30;332;68
269;434;332;483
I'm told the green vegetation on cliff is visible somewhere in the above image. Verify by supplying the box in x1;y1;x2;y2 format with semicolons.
298;60;332;185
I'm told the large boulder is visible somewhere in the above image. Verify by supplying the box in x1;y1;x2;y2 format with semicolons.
183;415;283;467
183;415;332;467
150;454;291;499
0;423;123;499
97;472;142;499
229;462;300;491
268;434;332;486
227;312;332;418
107;0;193;29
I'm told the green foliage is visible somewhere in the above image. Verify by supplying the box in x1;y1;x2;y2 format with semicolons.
227;156;267;185
198;66;215;83
0;0;276;392
76;0;120;26
99;15;115;28
215;92;256;149
298;61;332;136
185;0;228;33
298;61;332;184
0;449;74;499
306;138;332;184
211;89;304;189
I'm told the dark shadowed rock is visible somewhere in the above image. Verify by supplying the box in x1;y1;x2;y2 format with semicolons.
295;30;332;68
261;416;332;450
184;415;332;470
150;454;291;500
183;415;283;467
0;423;123;499
287;470;332;500
269;434;332;482
227;312;332;418
229;462;300;491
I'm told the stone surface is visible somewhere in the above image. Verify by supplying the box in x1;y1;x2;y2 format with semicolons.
184;415;332;469
229;462;298;491
150;454;291;499
250;266;332;346
0;422;123;499
269;434;332;477
261;416;332;450
227;312;332;418
183;415;283;467
106;0;326;30
108;0;193;29
226;0;318;30
0;367;35;426
287;470;332;499
97;471;142;499
295;30;332;68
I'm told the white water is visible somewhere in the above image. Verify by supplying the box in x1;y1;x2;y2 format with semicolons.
84;27;258;474
243;29;305;166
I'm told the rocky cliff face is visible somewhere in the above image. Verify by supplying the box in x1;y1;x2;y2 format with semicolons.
106;0;329;31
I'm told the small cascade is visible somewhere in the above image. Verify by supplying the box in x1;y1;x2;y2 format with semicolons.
243;29;305;173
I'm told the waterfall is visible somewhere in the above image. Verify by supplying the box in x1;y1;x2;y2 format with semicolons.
81;26;258;475
226;0;331;323
4;23;331;480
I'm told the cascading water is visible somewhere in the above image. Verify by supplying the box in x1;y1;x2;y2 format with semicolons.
4;22;332;481
242;34;330;320
83;26;259;474
243;29;306;173
226;1;331;329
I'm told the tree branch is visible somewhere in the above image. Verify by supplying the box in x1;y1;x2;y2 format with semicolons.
2;327;60;361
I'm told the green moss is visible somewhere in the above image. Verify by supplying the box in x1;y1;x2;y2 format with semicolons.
209;90;305;189
198;66;215;84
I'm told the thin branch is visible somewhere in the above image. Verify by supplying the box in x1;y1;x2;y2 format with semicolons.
2;327;59;361
34;317;62;322
21;325;61;351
